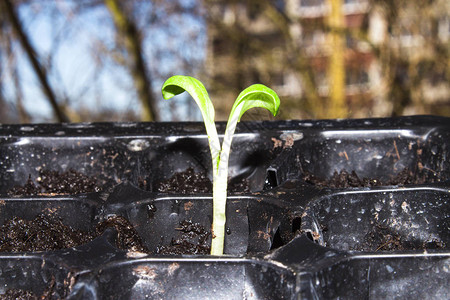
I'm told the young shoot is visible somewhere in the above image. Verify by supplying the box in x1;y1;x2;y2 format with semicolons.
162;75;280;255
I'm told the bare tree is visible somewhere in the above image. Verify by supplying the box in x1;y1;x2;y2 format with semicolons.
1;0;68;122
0;0;205;122
2;27;30;123
203;0;328;119
104;0;159;121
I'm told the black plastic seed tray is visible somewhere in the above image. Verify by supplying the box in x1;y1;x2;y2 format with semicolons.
0;115;448;299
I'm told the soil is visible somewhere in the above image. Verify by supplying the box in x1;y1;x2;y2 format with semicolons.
157;167;211;193
0;212;213;255
0;214;146;253
0;289;39;300
302;167;440;188
2;169;211;255
0;214;96;252
0;277;56;300
0;218;210;297
156;220;211;255
7;169;101;196
354;223;446;252
96;216;147;252
157;167;250;194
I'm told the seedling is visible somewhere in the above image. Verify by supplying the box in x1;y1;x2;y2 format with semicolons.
162;75;280;255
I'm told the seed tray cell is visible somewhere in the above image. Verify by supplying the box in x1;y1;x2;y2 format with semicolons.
300;188;449;252
0;116;448;299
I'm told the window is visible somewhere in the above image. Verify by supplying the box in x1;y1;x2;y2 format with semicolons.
438;16;449;42
270;72;285;87
275;0;285;11
302;30;326;48
247;2;262;20
298;0;328;18
300;0;325;8
212;37;227;54
346;33;358;49
346;68;369;86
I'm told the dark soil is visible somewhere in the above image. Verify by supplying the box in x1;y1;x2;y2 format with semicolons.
354;223;446;251
7;169;101;196
157;167;211;193
0;212;218;255
96;216;147;252
0;277;56;300
0;214;146;253
0;214;96;252
0;289;38;300
302;167;440;188
156;220;211;255
157;167;250;194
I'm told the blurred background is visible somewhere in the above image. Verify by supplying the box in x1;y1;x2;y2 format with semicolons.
0;0;448;123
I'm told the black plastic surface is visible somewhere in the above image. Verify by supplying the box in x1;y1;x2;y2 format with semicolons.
0;116;448;299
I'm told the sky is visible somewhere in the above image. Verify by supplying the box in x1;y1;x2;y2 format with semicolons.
2;1;206;122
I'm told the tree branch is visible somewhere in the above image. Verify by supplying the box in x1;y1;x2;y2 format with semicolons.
1;0;68;122
104;0;159;121
4;29;30;123
261;1;325;117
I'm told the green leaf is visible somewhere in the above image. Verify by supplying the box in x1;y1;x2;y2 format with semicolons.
162;75;216;125
161;75;221;170
229;84;280;122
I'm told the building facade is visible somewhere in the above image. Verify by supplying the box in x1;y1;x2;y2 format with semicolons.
204;0;449;119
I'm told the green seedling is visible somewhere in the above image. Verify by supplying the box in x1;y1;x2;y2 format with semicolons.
162;75;280;255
